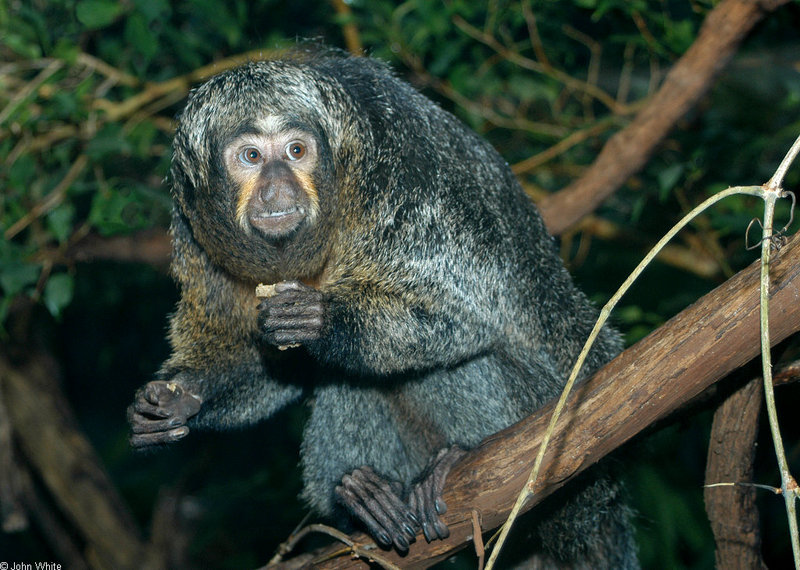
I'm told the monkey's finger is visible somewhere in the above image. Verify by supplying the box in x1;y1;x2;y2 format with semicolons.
129;426;189;447
408;486;430;541
410;446;465;541
132;399;174;418
266;318;322;335
269;332;321;347
261;302;324;317
263;313;323;329
130;416;187;434
354;469;417;533
259;299;323;321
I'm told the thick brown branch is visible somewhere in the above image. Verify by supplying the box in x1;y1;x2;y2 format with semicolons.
538;0;791;235
705;378;767;569
51;229;173;270
280;230;800;568
0;352;146;569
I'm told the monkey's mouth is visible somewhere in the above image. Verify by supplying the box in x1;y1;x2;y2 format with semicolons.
249;206;306;237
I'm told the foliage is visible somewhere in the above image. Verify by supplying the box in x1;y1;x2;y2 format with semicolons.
2;0;799;567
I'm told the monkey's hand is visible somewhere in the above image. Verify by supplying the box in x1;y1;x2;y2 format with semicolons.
128;380;202;448
335;466;420;553
408;445;466;542
258;280;324;348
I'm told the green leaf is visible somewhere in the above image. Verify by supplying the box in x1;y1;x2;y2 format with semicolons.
657;163;684;201
86;123;132;160
7;153;37;191
47;203;76;244
134;0;171;21
43;272;75;318
125;13;158;62
0;262;41;296
76;0;123;29
53;38;81;64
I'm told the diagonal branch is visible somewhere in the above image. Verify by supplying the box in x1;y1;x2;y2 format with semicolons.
538;0;791;236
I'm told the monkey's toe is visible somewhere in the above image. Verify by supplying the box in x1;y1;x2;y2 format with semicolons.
335;466;419;552
408;445;466;542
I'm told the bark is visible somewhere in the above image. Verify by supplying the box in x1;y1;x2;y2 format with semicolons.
274;228;800;569
537;0;791;235
0;352;146;569
60;229;172;269
704;378;767;570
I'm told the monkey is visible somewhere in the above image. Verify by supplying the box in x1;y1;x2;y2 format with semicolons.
128;46;638;567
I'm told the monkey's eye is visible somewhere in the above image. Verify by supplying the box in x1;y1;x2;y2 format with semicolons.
285;141;307;161
239;147;262;165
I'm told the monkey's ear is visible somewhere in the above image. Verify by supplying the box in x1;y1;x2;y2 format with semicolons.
170;159;196;212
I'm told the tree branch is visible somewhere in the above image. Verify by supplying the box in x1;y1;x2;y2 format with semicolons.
704;377;767;569
0;351;146;569
538;0;791;235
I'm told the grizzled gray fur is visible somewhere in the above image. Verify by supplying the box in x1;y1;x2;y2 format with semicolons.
128;46;638;567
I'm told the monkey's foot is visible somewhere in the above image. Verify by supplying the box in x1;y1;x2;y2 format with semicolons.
408;445;466;542
128;380;202;447
335;466;420;553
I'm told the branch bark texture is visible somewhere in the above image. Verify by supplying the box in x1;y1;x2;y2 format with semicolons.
0;353;145;569
704;378;767;569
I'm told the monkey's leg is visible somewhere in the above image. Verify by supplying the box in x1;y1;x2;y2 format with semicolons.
408;445;466;542
128;379;201;447
335;466;420;553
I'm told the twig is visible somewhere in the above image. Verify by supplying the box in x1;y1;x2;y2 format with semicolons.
705;482;781;494
521;4;551;69
329;0;364;55
264;523;401;570
400;51;567;137
471;510;485;570
450;12;633;115
4;154;89;240
758;133;800;568
768;132;800;191
511;116;620;175
76;53;139;87
0;59;63;127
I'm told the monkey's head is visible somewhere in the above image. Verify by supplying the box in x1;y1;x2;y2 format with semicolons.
169;53;365;281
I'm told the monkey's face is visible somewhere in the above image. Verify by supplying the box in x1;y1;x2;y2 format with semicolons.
223;126;320;240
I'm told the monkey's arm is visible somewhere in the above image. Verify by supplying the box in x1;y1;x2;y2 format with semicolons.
128;212;303;447
259;273;496;377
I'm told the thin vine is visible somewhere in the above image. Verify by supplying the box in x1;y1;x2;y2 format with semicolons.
486;134;800;569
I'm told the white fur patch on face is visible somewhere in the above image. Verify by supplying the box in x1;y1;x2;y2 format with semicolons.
254;115;289;137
